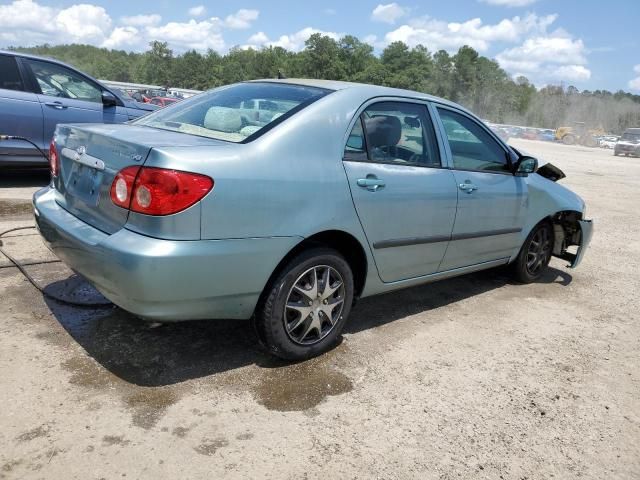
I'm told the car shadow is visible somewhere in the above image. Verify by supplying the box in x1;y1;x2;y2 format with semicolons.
44;266;572;387
0;169;50;188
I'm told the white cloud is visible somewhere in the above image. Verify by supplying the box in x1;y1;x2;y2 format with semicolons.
480;0;537;6
0;1;266;53
371;3;408;24
324;8;337;15
0;0;113;45
188;5;206;17
102;26;140;49
120;14;161;27
145;18;226;51
496;33;591;84
628;65;640;91
246;27;342;51
383;13;556;52
247;31;269;44
224;9;259;29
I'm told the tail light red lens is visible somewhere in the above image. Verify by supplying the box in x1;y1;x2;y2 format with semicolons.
110;166;140;209
110;166;213;216
49;138;59;177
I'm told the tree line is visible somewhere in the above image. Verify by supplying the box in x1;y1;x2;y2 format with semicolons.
13;35;640;134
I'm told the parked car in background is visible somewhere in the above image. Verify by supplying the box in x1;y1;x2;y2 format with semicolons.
538;129;555;142
34;79;592;360
599;135;619;149
614;128;640;157
150;96;179;108
0;51;157;167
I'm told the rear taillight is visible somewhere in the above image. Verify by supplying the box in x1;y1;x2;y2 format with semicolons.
110;166;213;215
110;166;140;209
49;138;59;177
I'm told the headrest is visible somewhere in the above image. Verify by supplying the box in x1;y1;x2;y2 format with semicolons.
204;107;242;132
365;115;401;148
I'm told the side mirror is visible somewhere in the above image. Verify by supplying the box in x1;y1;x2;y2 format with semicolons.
513;156;538;177
101;91;118;108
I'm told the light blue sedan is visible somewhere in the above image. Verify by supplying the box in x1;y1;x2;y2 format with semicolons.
33;80;593;360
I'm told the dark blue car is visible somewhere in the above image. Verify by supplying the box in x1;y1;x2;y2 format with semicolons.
0;51;157;167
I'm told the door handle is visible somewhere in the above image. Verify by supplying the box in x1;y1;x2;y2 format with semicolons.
44;101;67;109
458;182;478;193
357;177;386;191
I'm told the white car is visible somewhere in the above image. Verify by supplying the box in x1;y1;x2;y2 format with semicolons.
599;136;619;149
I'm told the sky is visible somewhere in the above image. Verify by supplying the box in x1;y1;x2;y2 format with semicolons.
0;0;638;92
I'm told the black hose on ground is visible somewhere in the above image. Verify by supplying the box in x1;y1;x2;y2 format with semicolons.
0;225;113;308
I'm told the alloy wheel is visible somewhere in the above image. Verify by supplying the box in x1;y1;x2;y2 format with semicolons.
526;226;552;275
283;265;346;345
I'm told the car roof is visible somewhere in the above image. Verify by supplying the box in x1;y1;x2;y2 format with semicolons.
625;128;640;134
251;78;462;110
0;49;81;70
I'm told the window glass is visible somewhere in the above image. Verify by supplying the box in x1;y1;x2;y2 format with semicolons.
343;117;367;161
361;102;440;167
0;55;24;91
134;82;330;143
437;108;508;173
23;59;102;103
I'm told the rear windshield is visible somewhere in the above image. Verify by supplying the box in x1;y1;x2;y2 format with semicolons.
133;82;331;143
622;132;640;141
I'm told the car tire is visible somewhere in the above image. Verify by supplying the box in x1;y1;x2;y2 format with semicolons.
511;222;554;284
254;248;354;360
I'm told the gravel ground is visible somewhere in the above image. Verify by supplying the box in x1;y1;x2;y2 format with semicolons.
0;140;638;479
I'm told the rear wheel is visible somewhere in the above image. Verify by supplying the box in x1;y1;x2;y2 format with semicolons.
254;248;354;360
512;222;554;283
562;134;576;145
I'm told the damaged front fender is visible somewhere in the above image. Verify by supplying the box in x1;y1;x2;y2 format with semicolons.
552;212;594;268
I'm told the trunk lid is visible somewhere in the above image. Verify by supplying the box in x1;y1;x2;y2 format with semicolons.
53;123;225;234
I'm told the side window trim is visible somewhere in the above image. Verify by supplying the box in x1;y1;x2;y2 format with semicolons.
342;97;442;169
433;103;514;175
0;54;26;93
14;57;40;94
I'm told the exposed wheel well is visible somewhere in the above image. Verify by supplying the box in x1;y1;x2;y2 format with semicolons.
265;230;368;299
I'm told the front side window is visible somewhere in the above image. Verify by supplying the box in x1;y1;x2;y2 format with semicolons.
134;82;331;143
437;107;509;173
0;55;24;92
23;59;102;103
344;101;440;167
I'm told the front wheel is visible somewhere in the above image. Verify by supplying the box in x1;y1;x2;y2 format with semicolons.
254;248;354;360
511;222;554;283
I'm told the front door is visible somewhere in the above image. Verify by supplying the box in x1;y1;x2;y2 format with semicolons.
20;57;128;146
343;100;458;283
434;106;528;271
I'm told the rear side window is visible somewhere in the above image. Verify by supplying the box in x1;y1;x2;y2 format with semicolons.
344;101;441;167
0;55;24;92
437;107;508;173
134;82;331;143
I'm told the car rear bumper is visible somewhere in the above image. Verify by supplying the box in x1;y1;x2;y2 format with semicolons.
33;187;301;321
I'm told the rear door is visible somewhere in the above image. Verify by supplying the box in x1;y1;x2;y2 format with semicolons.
343;100;458;283
0;54;44;163
434;106;527;271
19;57;129;147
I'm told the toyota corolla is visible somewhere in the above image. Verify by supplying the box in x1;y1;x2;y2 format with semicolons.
33;80;593;360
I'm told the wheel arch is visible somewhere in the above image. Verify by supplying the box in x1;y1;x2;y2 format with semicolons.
261;229;369;301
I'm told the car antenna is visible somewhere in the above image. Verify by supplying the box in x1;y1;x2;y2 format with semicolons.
277;69;286;79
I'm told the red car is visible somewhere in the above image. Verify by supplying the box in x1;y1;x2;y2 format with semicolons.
150;97;179;107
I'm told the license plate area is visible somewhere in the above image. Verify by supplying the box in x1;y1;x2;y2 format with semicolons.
66;161;104;206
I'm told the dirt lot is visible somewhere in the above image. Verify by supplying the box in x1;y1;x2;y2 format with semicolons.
1;140;638;479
